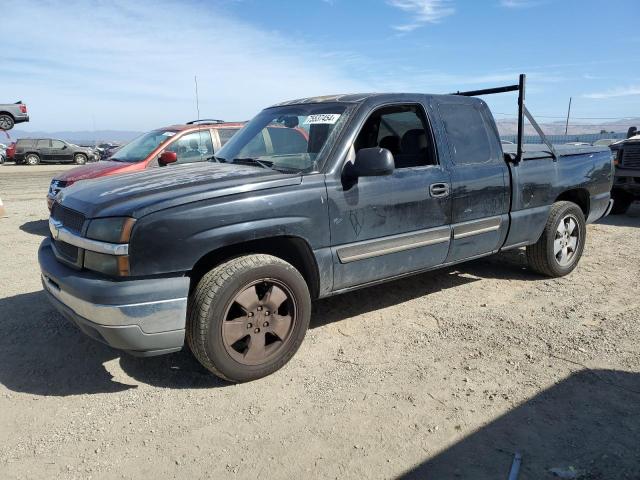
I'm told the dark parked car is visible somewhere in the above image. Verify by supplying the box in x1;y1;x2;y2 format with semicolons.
39;76;613;383
13;138;97;165
0;101;29;130
610;126;640;214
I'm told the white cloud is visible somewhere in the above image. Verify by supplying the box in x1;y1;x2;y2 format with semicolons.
387;0;455;31
584;85;640;99
500;0;546;8
0;0;372;131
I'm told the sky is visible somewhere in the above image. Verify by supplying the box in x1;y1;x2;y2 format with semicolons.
1;0;639;132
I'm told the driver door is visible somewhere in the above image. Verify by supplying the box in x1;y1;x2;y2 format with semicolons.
326;103;452;291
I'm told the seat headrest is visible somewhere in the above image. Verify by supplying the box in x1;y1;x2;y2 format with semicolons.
401;129;427;153
379;135;401;153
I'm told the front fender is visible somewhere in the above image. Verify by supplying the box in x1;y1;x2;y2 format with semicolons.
128;175;330;277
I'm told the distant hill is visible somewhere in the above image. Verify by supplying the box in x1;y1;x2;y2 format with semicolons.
495;118;640;136
4;130;143;145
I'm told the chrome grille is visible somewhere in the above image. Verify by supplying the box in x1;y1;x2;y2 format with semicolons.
621;144;640;169
51;203;86;233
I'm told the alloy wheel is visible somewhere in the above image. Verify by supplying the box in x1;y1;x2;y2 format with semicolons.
221;279;297;366
554;214;580;266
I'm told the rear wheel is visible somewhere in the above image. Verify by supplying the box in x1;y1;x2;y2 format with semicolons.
25;154;40;166
187;254;311;382
526;201;587;277
0;114;14;130
74;153;88;165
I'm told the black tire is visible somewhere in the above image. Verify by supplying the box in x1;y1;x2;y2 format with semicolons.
187;254;311;383
0;114;14;131
25;153;40;166
526;201;587;277
610;191;633;215
74;153;88;165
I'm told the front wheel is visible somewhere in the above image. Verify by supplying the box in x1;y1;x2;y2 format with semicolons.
187;254;311;383
74;153;88;165
526;201;587;277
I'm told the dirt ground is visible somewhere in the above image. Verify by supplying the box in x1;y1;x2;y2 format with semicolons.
1;164;639;480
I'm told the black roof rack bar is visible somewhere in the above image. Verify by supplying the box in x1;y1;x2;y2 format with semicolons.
450;84;519;97
186;119;225;124
452;74;556;163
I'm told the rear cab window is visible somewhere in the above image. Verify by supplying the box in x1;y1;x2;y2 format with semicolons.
437;102;501;165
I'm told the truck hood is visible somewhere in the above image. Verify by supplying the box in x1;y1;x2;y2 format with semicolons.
55;162;301;218
54;160;130;182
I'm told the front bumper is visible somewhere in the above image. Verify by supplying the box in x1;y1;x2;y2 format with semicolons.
39;239;190;356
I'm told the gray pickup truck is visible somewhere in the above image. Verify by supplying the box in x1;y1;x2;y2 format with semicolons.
39;76;614;382
0;101;29;130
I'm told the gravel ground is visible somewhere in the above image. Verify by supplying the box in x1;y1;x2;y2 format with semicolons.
1;164;639;479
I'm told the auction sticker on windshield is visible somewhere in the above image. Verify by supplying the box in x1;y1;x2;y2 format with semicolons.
304;114;341;125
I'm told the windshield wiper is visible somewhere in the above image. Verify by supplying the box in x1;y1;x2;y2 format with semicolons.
230;157;274;170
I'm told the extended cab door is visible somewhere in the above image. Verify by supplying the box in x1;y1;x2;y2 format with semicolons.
326;102;452;291
433;98;510;262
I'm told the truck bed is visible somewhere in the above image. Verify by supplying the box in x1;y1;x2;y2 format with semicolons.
502;144;609;161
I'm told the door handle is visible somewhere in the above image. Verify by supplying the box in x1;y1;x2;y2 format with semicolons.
429;183;450;198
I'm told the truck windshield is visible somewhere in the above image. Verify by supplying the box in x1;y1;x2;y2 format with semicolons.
110;130;177;163
215;103;351;172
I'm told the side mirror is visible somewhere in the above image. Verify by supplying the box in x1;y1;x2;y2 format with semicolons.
347;147;394;179
159;151;178;166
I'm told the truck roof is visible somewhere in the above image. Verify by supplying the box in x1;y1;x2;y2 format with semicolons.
270;92;455;108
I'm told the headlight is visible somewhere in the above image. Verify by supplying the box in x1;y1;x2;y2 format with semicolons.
84;217;135;276
86;217;135;243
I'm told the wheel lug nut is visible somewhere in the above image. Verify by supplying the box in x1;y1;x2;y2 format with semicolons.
265;311;270;316
254;328;260;333
248;312;254;317
247;323;252;329
257;306;263;311
263;322;269;327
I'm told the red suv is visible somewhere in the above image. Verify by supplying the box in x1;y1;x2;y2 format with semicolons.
47;120;245;209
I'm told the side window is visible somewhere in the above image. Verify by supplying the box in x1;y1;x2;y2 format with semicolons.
266;127;308;154
51;140;65;149
354;104;435;168
167;130;214;164
217;128;240;147
36;139;50;148
439;103;492;165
